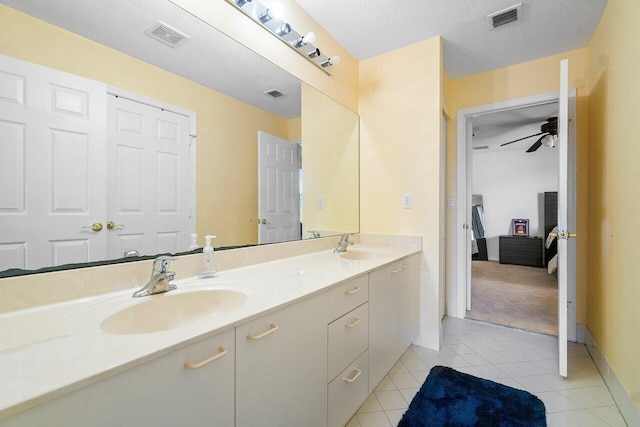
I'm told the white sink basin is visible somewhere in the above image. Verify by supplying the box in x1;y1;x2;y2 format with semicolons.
101;289;247;335
339;248;393;261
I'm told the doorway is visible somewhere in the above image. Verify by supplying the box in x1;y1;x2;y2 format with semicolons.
465;102;560;335
453;90;577;340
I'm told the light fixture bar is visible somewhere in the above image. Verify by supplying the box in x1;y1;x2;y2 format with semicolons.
226;0;337;75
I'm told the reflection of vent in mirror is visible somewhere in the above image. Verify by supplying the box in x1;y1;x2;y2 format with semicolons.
474;146;489;150
264;89;284;98
145;21;190;48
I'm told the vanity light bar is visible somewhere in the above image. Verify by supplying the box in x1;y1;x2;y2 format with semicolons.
227;0;336;75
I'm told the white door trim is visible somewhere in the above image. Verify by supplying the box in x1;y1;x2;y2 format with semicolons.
453;90;577;341
107;86;197;235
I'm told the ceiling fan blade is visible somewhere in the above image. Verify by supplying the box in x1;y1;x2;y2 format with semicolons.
500;132;544;147
526;135;546;152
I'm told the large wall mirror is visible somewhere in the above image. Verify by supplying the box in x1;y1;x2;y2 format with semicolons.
0;0;359;276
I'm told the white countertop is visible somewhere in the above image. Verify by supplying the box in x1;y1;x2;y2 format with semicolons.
0;243;420;419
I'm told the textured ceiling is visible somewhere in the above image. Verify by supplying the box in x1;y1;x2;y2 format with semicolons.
1;0;302;118
294;0;608;78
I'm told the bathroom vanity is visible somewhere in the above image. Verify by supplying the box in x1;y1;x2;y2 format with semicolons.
0;235;421;427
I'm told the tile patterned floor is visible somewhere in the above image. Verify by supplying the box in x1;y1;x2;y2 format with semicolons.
347;317;626;427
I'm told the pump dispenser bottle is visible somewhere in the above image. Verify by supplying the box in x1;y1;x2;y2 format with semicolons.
198;235;219;278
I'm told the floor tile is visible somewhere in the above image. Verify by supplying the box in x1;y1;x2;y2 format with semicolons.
352;317;624;427
374;390;408;411
384;409;405;426
356;411;392;427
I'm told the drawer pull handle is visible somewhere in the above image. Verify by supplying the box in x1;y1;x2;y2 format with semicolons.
344;368;362;383
345;286;362;295
391;267;402;273
345;317;362;328
247;323;279;340
184;346;227;369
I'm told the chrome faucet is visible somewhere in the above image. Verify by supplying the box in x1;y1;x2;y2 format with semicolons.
308;230;321;238
333;233;354;253
132;256;176;298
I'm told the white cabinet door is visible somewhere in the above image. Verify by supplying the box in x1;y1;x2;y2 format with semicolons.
398;254;420;355
1;329;235;427
236;292;328;427
368;263;400;393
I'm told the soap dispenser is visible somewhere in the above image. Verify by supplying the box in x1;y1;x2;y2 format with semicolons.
198;235;219;279
188;233;199;251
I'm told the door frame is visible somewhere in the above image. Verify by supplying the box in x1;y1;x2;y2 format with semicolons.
107;86;197;236
452;90;577;341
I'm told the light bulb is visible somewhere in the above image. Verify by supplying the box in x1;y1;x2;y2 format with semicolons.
270;3;284;19
293;32;316;48
542;134;557;148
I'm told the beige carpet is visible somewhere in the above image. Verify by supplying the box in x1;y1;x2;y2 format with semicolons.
466;261;558;335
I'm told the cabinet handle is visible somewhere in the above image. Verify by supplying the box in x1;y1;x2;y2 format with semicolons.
184;346;227;370
344;368;362;383
345;317;362;328
247;323;279;340
391;267;402;273
345;286;362;295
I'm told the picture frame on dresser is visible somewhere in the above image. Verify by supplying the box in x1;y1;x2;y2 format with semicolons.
512;218;529;236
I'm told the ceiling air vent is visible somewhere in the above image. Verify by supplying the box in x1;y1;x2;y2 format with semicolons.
145;21;190;48
488;3;522;29
264;89;284;98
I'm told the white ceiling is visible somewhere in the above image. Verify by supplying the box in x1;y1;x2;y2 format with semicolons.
2;0;607;127
294;0;608;78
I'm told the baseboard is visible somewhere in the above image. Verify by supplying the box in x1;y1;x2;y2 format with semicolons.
413;325;441;351
585;327;640;425
575;323;586;344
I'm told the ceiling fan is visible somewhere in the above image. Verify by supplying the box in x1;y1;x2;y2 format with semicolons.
499;117;558;152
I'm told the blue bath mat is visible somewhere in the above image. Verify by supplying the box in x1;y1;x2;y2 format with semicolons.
399;366;546;427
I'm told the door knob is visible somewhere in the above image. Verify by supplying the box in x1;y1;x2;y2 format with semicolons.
259;218;271;225
83;223;103;232
550;230;577;240
106;221;125;230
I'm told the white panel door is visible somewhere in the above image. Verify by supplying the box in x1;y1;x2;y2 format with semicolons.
557;59;577;377
107;96;192;258
0;55;107;271
258;131;300;244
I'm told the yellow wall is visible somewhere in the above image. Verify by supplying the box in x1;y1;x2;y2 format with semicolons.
360;38;443;342
301;84;359;236
170;0;359;113
587;0;640;410
445;48;590;325
0;5;293;248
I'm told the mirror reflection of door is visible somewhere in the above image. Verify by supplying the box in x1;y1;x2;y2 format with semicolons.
257;131;301;244
471;194;488;261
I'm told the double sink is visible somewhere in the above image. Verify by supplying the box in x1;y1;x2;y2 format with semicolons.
64;247;392;336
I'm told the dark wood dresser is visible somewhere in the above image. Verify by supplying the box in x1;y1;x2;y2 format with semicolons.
499;235;544;267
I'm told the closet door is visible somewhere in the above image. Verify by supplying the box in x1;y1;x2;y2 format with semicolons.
0;55;107;271
107;96;192;258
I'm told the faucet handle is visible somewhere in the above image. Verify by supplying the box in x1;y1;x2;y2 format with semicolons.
152;256;176;273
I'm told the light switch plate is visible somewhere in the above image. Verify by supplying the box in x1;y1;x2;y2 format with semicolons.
448;198;456;210
317;197;325;209
402;194;412;209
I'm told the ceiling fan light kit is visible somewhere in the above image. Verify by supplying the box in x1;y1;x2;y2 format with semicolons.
501;117;558;153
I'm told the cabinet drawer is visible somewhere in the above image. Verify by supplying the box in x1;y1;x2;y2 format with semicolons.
327;275;368;322
328;303;368;381
328;351;369;427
